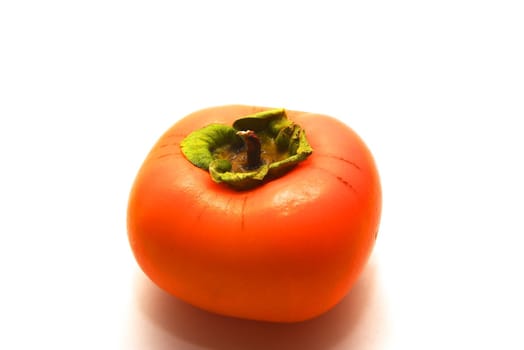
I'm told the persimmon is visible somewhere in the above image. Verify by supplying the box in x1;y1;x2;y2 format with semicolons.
127;105;382;323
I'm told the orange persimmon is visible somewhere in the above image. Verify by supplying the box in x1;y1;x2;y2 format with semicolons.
127;105;382;322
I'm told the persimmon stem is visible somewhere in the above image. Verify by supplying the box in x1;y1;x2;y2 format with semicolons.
237;130;262;169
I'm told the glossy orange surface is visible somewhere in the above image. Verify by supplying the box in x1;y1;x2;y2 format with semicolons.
127;105;382;322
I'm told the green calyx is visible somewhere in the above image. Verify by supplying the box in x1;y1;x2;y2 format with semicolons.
180;108;313;190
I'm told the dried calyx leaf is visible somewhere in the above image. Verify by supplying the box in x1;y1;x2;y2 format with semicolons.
181;108;313;190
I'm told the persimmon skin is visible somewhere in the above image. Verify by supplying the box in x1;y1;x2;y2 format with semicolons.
127;105;382;323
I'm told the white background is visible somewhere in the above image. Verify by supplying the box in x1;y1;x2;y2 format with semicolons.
1;1;523;349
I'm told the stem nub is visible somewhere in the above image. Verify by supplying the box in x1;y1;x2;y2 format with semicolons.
236;130;262;170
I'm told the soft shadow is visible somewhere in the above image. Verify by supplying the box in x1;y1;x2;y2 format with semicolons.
133;262;380;350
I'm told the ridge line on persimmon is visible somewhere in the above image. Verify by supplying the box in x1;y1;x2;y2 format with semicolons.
314;153;362;170
309;166;358;194
240;196;248;231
